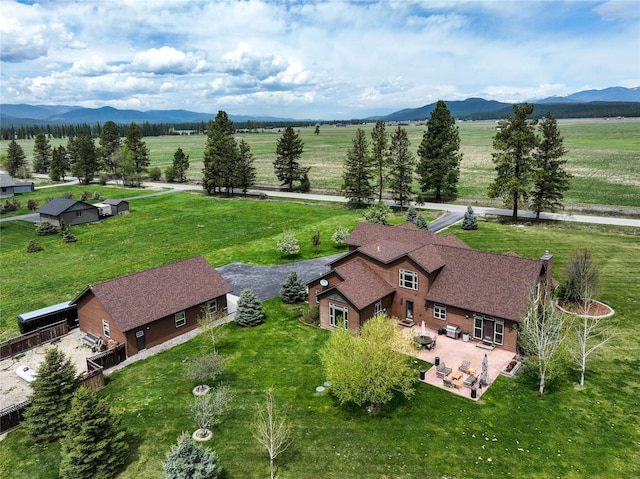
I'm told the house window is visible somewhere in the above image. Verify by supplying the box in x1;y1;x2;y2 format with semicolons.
434;303;446;321
206;300;217;317
329;303;349;328
175;310;186;328
102;319;110;338
76;210;82;217
374;301;382;315
473;315;483;339
494;321;504;345
399;269;418;290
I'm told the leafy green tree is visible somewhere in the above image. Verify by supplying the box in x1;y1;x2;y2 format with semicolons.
59;387;128;479
148;166;162;181
461;205;478;230
364;201;392;225
124;122;150;178
23;348;79;442
171;147;190;182
280;271;307;304
236;139;256;196
342;128;375;204
100;120;122;176
417;100;462;200
163;433;222;479
331;225;350;245
117;147;140;187
235;288;265;327
4;139;26;177
370;121;389;201
487;103;538;223
50;145;70;181
320;313;415;412
274;126;307;191
68;128;100;185
531;112;572;220
203;111;237;195
32;133;52;173
276;230;300;255
387;126;416;208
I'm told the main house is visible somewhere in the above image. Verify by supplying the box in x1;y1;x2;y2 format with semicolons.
72;256;232;357
37;198;100;226
307;222;554;352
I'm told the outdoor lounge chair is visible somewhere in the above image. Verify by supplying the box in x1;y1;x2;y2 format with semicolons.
442;378;453;388
463;375;477;388
458;360;470;373
436;362;452;378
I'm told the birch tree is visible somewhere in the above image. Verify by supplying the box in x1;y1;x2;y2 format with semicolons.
570;315;615;387
253;389;292;479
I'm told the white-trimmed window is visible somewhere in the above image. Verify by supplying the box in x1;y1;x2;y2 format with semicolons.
399;269;418;290
206;300;217;317
102;319;110;338
374;301;382;316
434;303;446;321
473;315;483;339
175;310;186;328
494;320;504;345
329;303;349;328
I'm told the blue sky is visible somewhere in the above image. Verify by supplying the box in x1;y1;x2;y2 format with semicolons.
1;0;639;119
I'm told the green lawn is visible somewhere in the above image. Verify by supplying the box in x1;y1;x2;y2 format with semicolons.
0;198;638;478
2;118;639;208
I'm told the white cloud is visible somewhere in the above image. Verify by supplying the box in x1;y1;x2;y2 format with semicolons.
0;14;48;62
131;46;209;74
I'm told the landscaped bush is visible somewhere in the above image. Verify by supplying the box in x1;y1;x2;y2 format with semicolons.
92;191;102;200
36;221;59;236
276;231;300;256
62;230;77;243
303;304;320;326
26;240;43;253
331;225;350;245
164;166;177;183
364;201;392;225
461;205;478;230
148;166;162;181
98;173;109;185
62;192;74;199
235;289;265;327
80;191;90;201
280;271;307;304
27;199;39;211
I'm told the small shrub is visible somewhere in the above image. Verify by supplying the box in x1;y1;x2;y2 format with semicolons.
80;191;90;201
414;215;429;230
1;199;20;213
92;191;102;200
148;166;162;181
62;230;77;243
311;231;320;252
331;226;350;245
406;206;418;223
27;240;43;253
364;201;392;225
164;166;177;183
36;221;59;236
98;173;109;185
299;173;311;192
461;205;478;230
27;199;39;211
276;231;300;256
62;192;74;199
303;305;320;326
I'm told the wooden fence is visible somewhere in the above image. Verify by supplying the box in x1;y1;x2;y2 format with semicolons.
86;343;126;371
0;400;31;435
0;321;69;360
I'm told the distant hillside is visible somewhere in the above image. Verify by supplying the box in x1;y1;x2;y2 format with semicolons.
375;98;512;121
534;86;640;104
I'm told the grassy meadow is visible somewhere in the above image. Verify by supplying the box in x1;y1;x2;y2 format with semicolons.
1;118;639;210
0;194;638;478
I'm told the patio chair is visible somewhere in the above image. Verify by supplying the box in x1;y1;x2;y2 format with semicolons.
426;335;437;350
436;362;452;378
463;375;477;388
442;378;453;388
458;360;470;373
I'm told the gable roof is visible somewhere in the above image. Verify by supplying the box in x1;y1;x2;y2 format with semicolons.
0;172;14;188
319;258;394;310
103;198;128;206
72;256;232;332
37;198;96;216
426;245;542;321
346;221;470;251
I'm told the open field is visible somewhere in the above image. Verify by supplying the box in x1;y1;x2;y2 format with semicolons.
2;118;639;209
0;208;638;478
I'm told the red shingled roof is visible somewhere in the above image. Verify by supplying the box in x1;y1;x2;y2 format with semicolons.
74;256;231;332
323;258;395;309
346;221;470;251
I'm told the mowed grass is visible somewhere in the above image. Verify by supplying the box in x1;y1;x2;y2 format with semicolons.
2;118;639;208
0;215;638;479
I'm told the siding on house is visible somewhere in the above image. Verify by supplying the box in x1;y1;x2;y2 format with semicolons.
37;198;100;226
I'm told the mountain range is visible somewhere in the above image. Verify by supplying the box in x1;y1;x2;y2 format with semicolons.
1;86;638;126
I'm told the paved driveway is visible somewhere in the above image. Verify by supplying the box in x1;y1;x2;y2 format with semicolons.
218;253;345;300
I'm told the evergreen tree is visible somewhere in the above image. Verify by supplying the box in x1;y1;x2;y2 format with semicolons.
461;205;478;230
370;121;389;201
342;128;374;204
59;387;128;479
50;145;70;181
417;100;462;200
280;271;307;304
364;201;392;225
68;128;100;185
4;139;26;177
531;112;572;220
414;215;429;230
32;133;52;173
235;288;265;327
236;139;256;196
274;126;307;191
203;111;237;195
163;433;222;479
173;147;190;182
100;121;122;176
406;205;418;223
387;126;416;208
487;103;538;223
23;348;79;443
124;122;150;178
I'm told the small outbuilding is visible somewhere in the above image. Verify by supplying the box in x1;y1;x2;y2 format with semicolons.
72;256;233;357
37;198;99;226
13;181;35;194
103;198;130;215
0;171;15;198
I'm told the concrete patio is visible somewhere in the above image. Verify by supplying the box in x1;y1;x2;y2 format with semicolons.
406;325;516;401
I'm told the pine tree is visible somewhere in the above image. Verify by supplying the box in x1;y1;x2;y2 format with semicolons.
23;348;79;443
342;128;374;204
274;126;307;191
414;215;429;230
172;147;190;182
417;100;462;200
280;271;307;304
59;387;128;479
50;145;69;181
203;111;237;195
370;121;389;201
163;433;222;479
236;139;256;196
235;289;265;327
68;127;100;185
531;112;572;220
100;121;122;176
124;122;150;179
461;205;478;230
387;126;416;208
406;205;418;223
4;139;26;177
32;133;52;173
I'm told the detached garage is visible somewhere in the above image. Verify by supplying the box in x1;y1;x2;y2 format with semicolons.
37;198;99;226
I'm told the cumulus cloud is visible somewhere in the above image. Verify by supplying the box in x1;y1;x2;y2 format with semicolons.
131;46;209;74
0;14;48;62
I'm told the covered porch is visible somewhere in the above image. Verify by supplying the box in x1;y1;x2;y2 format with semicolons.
407;325;516;401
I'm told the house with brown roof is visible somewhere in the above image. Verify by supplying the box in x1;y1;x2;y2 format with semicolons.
72;256;232;357
307;222;554;352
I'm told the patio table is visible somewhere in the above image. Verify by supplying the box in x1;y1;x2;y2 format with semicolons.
451;370;463;380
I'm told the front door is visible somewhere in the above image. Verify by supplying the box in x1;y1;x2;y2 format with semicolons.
483;319;494;342
135;330;146;351
405;300;414;322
